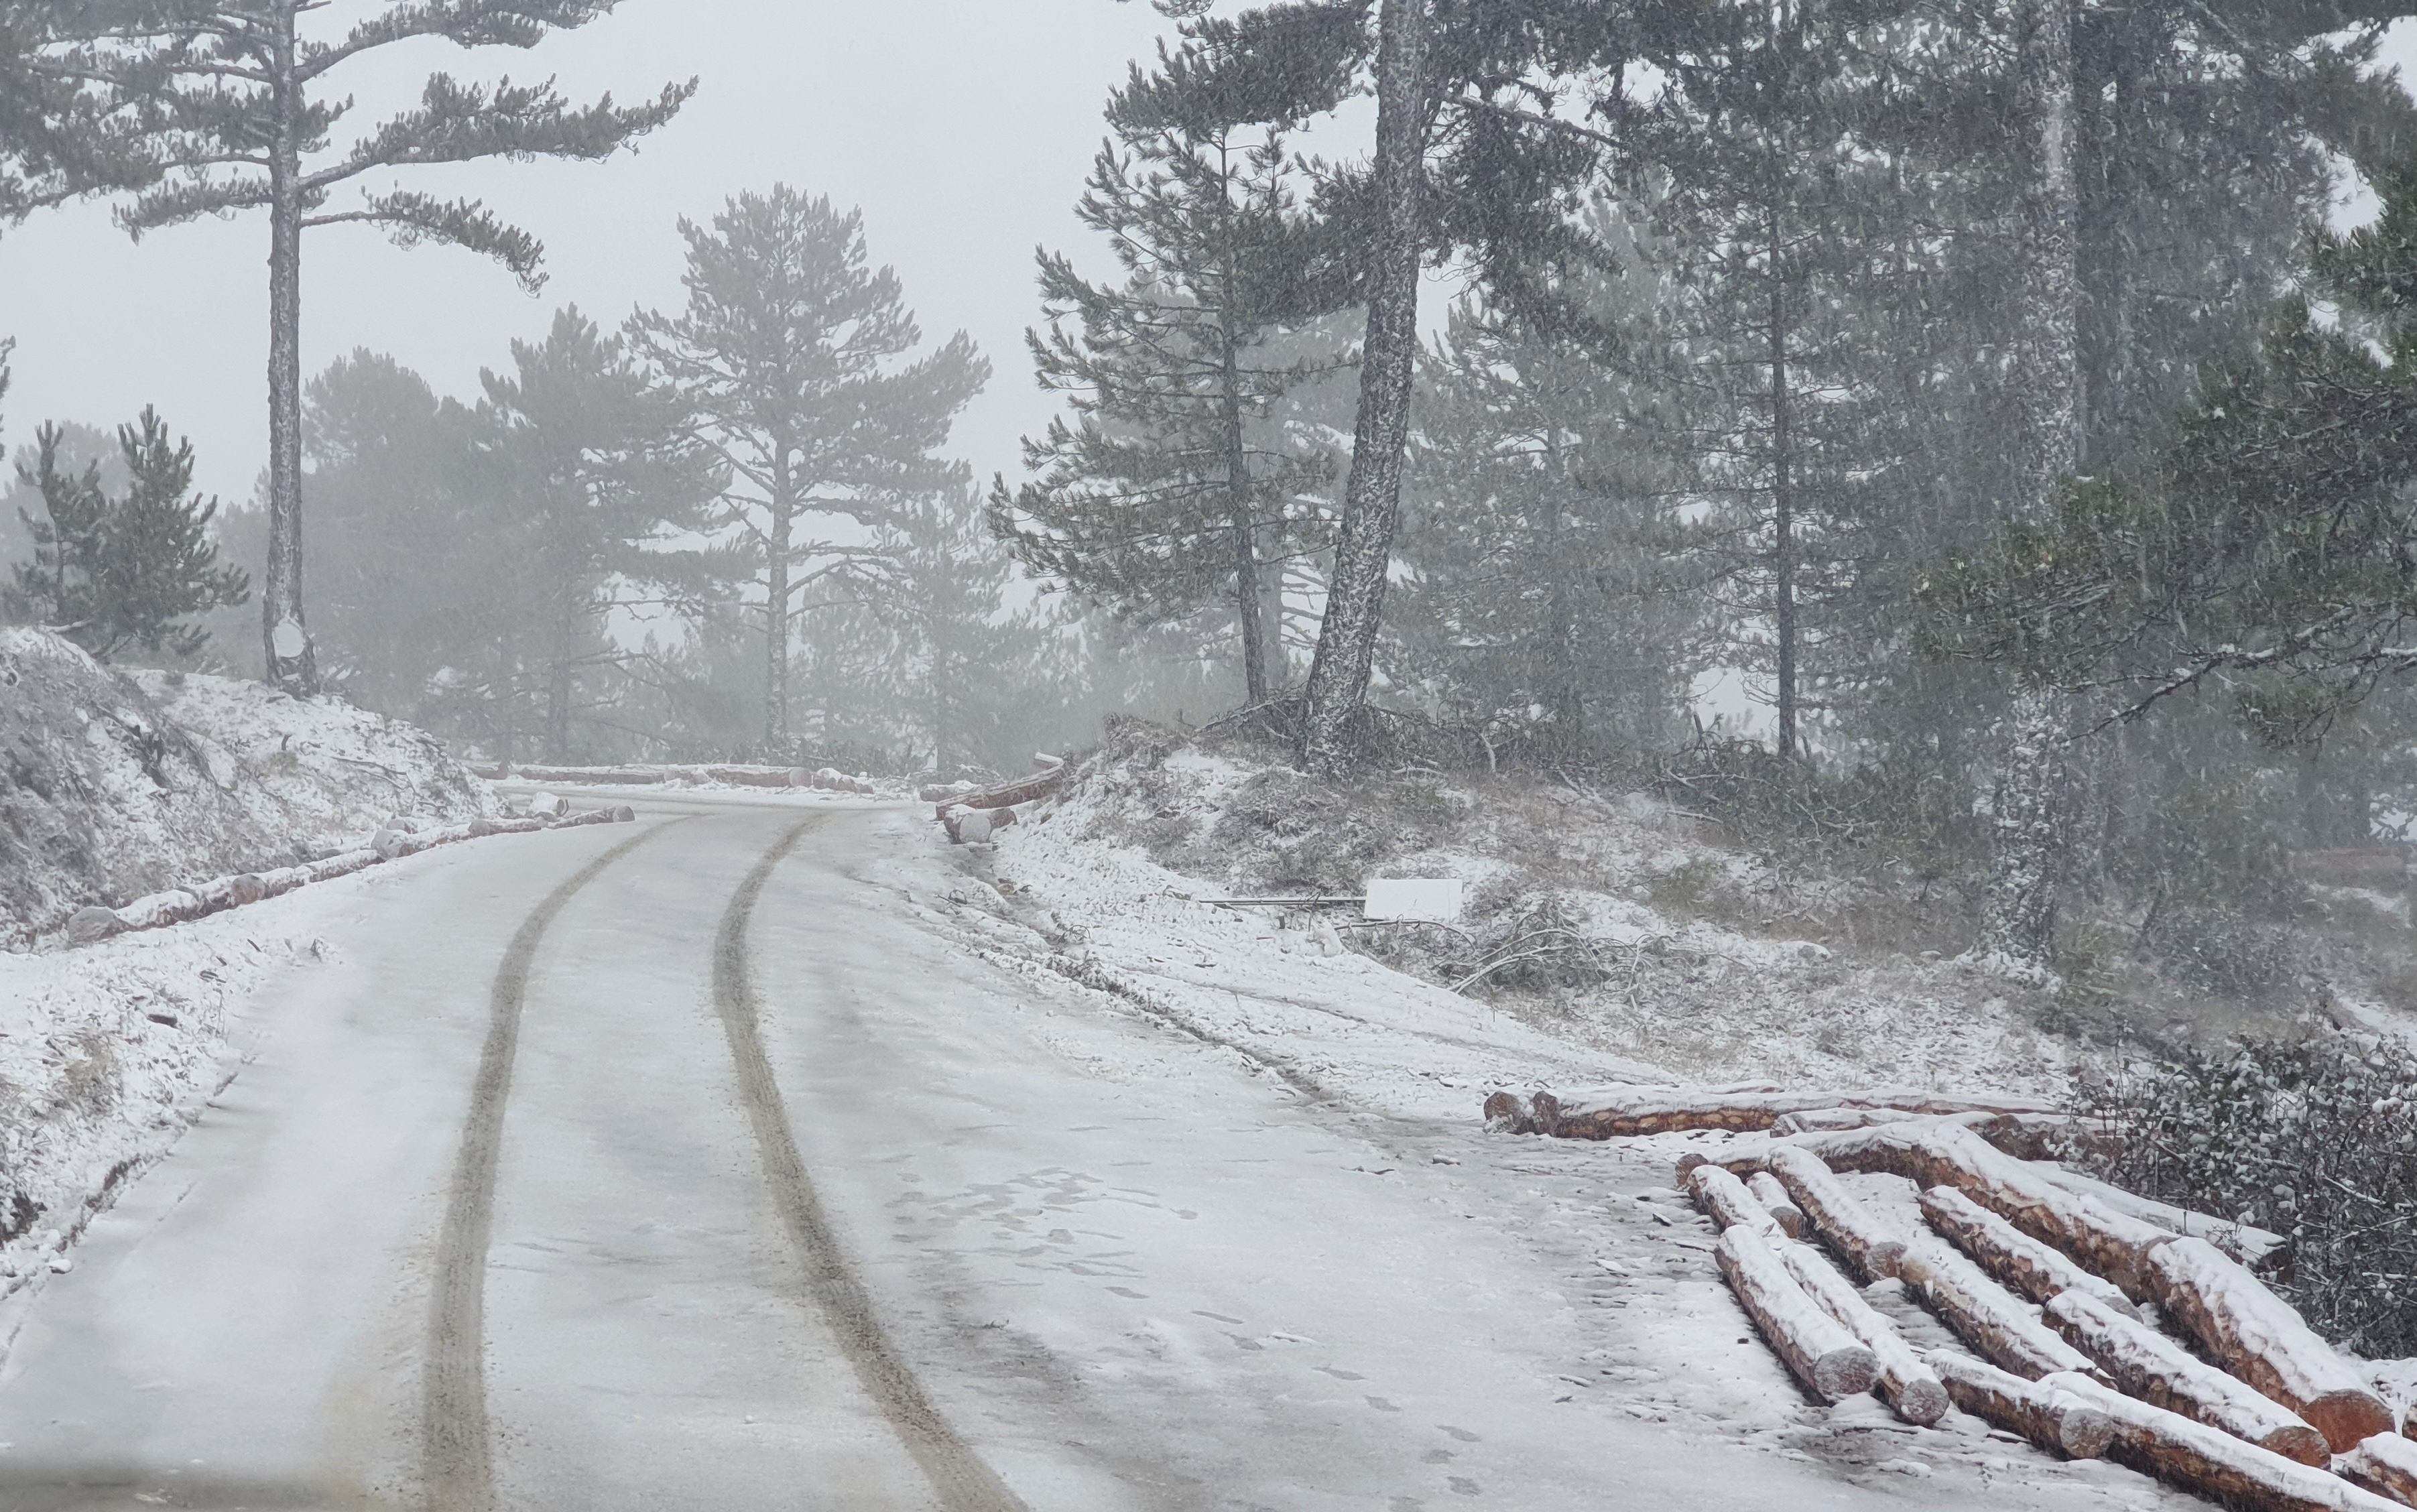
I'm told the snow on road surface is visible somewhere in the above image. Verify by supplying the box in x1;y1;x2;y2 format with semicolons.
0;798;2207;1511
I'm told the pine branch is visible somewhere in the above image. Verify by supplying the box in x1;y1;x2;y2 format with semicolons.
302;188;544;290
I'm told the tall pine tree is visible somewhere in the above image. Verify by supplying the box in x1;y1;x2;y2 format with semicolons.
42;1;690;694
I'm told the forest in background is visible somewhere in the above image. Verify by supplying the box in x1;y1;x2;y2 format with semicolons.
11;0;2417;987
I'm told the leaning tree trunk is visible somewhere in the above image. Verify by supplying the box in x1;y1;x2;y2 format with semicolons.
1295;0;1431;777
1977;0;2082;973
1769;257;1800;761
259;7;318;697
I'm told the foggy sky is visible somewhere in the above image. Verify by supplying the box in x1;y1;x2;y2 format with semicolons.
2;5;2412;517
0;1;1179;507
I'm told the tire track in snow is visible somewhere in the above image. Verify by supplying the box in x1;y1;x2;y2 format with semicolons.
422;820;675;1512
712;814;1032;1512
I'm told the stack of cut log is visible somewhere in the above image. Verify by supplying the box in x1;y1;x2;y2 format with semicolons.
468;761;877;793
1486;1085;2406;1512
936;756;1068;844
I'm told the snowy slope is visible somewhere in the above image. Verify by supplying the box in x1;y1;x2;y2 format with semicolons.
0;628;499;946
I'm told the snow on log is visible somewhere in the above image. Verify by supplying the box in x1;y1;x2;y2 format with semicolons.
64;905;124;944
1765;1145;1909;1281
2043;1289;2330;1466
2144;1237;2396;1453
918;781;978;804
1929;1350;2114;1459
934;767;1064;819
2042;1373;2408;1512
1776;1242;1950;1425
1688;1164;1782;1241
1921;1186;2142;1320
1810;1123;2174;1296
2030;1163;2286;1269
1771;1107;1923;1135
1747;1170;1806;1239
1900;1234;2103;1381
1714;1226;1880;1401
2338;1433;2417;1508
1523;1087;2056;1140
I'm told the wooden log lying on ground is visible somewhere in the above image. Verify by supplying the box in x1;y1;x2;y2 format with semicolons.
934;765;1066;819
1747;1171;1806;1239
1522;1087;2058;1140
2042;1289;2330;1466
2144;1237;2396;1453
1689;1164;1782;1241
1775;1243;1950;1424
1810;1123;2176;1296
1482;1090;1535;1134
1770;1107;1922;1135
1899;1235;2103;1381
1921;1186;2142;1320
1715;1226;1879;1401
2031;1163;2286;1268
1929;1350;2114;1458
1765;1146;1909;1281
2043;1373;2408;1512
2338;1433;2417;1508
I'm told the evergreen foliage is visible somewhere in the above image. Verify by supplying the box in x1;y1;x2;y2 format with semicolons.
5;407;247;662
991;9;1347;703
38;0;691;694
629;186;989;757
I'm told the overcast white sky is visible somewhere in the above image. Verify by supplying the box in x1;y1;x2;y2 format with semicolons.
3;6;2415;514
0;1;1191;505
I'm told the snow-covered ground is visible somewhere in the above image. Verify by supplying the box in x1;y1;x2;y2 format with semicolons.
0;628;499;947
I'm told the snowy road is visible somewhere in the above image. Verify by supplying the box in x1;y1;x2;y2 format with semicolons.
0;802;2203;1511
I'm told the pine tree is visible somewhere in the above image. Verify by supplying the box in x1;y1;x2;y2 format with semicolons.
8;408;247;661
476;307;720;761
1391;209;1711;758
630;186;988;757
991;7;1347;704
40;1;692;695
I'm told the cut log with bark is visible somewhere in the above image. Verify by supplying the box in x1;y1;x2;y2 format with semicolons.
1900;1235;2103;1381
2338;1433;2417;1508
1771;1107;1923;1135
2043;1290;2329;1466
1808;1123;2176;1296
1690;1164;1782;1241
933;766;1066;820
1765;1146;1910;1281
2030;1163;2286;1268
1520;1087;2057;1140
1775;1242;1950;1425
1747;1171;1806;1239
1928;1350;2115;1458
1483;1090;1536;1134
1715;1226;1880;1401
2043;1373;2408;1512
2144;1237;2396;1453
1921;1186;2141;1320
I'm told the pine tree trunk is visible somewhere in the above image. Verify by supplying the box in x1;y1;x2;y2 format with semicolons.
1544;430;1581;743
1770;265;1798;761
1223;316;1270;704
1977;0;2083;973
259;4;316;697
1295;0;1430;777
764;463;793;757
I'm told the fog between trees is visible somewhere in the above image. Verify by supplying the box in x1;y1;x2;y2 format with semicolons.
8;0;2417;987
